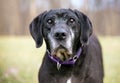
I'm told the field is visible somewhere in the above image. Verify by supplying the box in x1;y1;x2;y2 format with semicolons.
0;36;120;83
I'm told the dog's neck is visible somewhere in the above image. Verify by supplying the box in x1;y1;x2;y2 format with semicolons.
47;46;83;70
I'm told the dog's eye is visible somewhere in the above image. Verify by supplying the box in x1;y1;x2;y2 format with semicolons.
69;18;75;24
47;19;54;25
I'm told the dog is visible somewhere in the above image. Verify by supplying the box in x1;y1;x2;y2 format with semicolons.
29;9;104;83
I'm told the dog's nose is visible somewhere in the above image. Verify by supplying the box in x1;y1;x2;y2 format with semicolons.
54;31;67;40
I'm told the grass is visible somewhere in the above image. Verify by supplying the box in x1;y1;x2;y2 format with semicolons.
0;36;120;83
0;36;46;83
99;36;120;83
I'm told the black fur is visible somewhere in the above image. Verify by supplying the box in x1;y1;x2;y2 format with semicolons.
29;9;104;83
29;11;47;48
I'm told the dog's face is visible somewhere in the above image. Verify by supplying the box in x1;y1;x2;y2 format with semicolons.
30;9;92;61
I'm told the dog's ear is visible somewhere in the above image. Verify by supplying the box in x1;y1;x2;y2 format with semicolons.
74;10;93;45
29;11;47;48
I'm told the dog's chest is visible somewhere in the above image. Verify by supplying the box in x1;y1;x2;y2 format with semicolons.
66;77;72;83
65;76;83;83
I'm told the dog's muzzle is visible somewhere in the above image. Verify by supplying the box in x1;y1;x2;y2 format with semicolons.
51;27;72;61
53;27;68;41
48;24;74;61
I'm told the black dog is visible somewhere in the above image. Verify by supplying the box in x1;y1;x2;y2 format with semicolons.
29;9;104;83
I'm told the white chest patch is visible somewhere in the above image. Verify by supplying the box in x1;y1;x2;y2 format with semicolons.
66;77;72;83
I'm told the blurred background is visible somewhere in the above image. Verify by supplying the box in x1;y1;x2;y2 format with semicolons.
0;0;120;83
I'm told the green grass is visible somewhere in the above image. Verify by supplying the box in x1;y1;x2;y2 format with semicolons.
0;36;46;83
99;36;120;83
0;36;120;83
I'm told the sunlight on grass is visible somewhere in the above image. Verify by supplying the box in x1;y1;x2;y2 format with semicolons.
99;36;120;83
0;36;120;83
0;36;46;83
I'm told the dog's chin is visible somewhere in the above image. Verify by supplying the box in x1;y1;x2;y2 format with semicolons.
51;46;72;61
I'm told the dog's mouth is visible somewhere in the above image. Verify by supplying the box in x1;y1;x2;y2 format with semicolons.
51;46;72;61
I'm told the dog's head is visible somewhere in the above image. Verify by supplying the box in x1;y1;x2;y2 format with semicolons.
29;9;92;61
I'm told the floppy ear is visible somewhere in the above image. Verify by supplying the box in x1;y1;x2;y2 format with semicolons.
74;10;93;45
29;11;47;48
